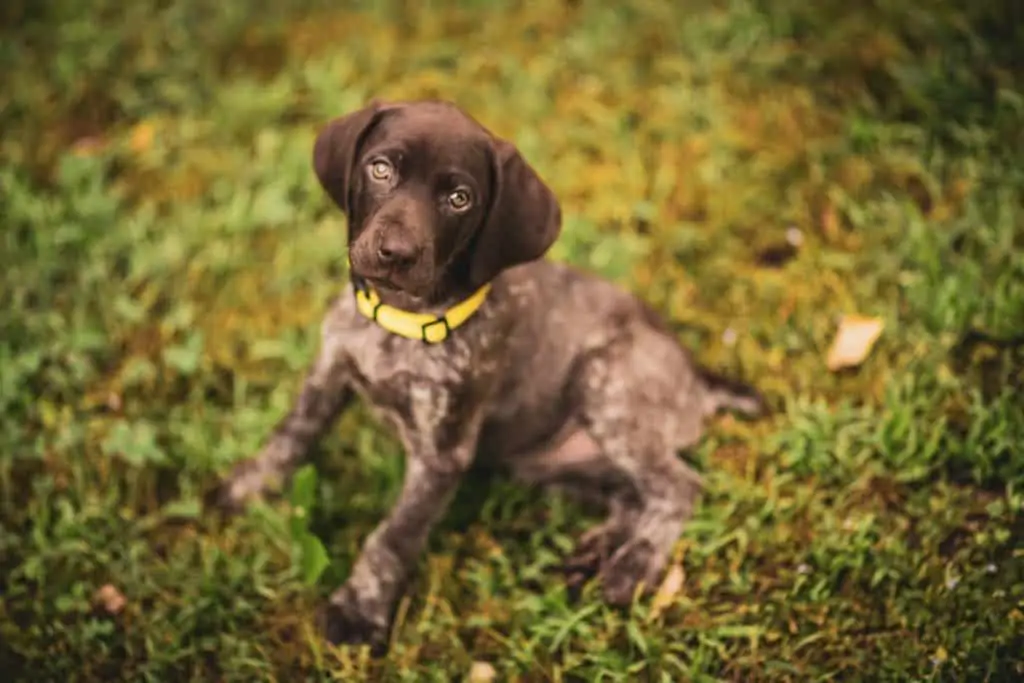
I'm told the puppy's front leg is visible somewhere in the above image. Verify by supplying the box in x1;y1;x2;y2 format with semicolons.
216;336;353;512
323;399;482;653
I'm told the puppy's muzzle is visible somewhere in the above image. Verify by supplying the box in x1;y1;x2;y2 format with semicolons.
375;227;421;269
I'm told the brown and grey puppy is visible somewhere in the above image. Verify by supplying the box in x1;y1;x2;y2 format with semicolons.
216;100;765;652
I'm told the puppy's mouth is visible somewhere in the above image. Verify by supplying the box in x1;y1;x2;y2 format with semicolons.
361;273;400;290
351;264;430;296
348;226;435;296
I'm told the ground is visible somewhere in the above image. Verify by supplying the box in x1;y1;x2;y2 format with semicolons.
1;0;1022;681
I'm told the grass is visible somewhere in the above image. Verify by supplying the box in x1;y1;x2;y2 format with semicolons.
1;0;1023;680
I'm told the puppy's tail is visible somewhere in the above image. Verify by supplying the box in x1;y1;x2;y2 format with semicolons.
696;366;768;420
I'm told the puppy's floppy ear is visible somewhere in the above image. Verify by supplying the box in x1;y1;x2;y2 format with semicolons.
312;100;391;214
470;138;562;286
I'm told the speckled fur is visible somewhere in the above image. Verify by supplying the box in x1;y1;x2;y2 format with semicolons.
215;100;765;653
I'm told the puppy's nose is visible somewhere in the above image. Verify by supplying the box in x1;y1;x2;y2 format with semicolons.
376;232;419;267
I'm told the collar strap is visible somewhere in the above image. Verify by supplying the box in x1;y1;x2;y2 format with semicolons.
353;280;492;343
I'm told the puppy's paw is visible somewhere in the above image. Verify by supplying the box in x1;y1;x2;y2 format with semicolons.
600;538;660;607
319;586;390;656
562;524;620;596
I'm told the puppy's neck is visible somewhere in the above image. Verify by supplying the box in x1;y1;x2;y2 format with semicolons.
351;274;481;316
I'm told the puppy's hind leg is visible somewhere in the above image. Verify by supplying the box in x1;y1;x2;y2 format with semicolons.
571;331;706;607
598;450;700;606
508;424;639;590
585;431;701;607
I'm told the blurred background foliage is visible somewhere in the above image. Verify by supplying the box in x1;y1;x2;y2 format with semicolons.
1;0;1022;680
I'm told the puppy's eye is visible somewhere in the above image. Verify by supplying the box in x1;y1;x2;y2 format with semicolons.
447;189;472;211
369;159;393;181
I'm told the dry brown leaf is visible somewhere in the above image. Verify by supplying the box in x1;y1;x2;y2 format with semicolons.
106;391;123;413
94;583;127;614
468;661;496;683
826;315;884;371
130;122;156;153
821;201;840;241
649;563;685;619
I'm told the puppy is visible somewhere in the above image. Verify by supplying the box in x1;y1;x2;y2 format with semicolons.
217;100;764;651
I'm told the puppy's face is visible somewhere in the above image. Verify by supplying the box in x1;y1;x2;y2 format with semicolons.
345;108;494;296
313;100;562;301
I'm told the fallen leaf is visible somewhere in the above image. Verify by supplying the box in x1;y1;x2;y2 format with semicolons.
826;315;884;371
821;201;840;240
468;661;496;683
106;391;123;412
94;584;127;614
649;563;685;619
130;122;156;153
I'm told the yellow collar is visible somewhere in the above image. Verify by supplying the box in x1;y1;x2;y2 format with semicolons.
354;281;492;343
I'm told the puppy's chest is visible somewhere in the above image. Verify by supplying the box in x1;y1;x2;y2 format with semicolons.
347;330;467;409
324;297;493;434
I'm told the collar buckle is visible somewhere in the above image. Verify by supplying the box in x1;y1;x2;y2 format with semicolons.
421;317;451;343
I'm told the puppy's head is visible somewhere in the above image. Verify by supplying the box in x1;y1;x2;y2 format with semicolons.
312;100;561;300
